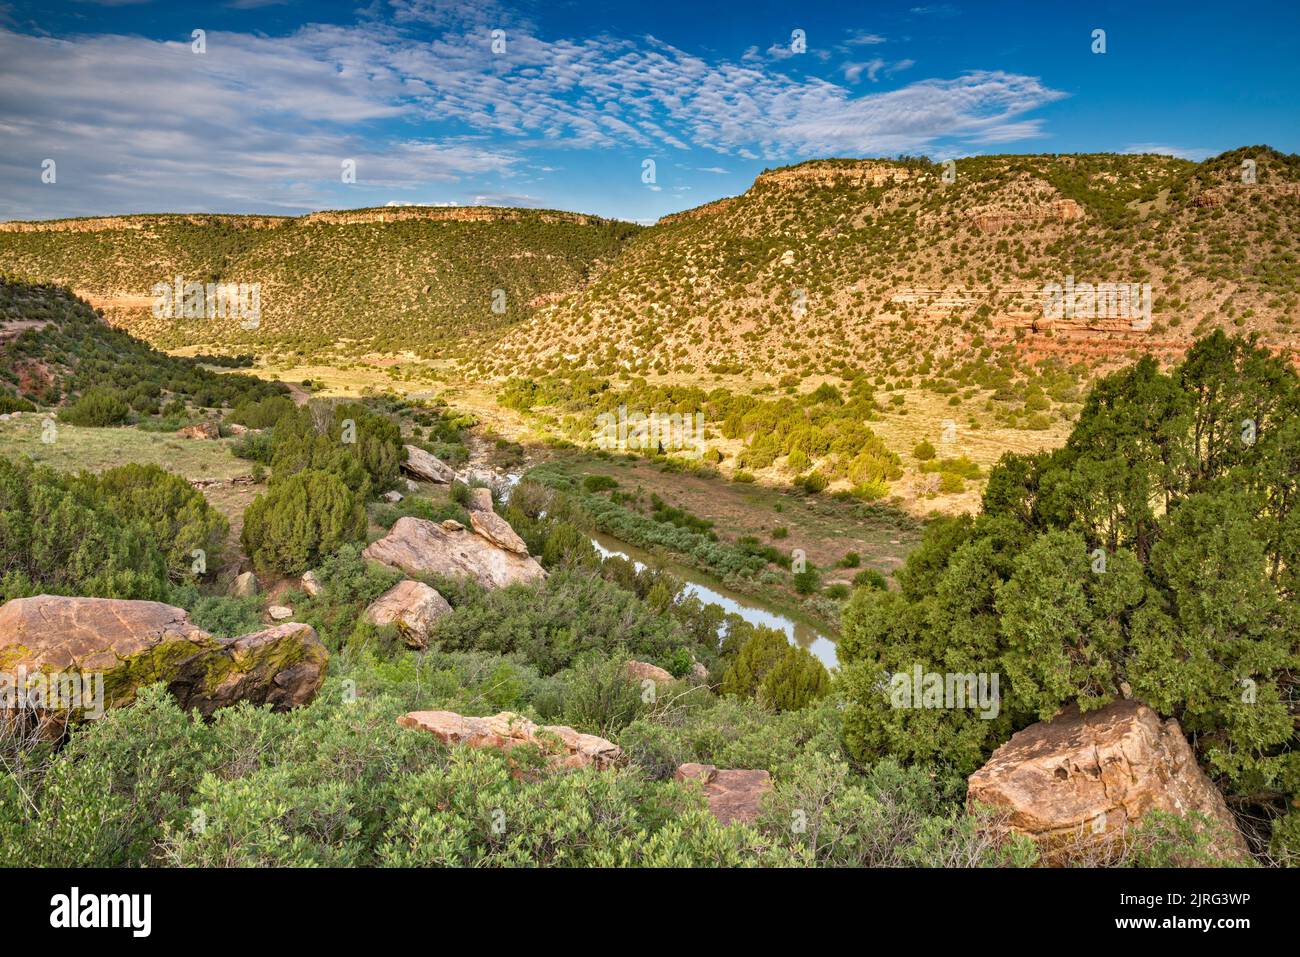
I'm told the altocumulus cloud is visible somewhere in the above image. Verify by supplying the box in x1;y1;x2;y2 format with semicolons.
0;7;1065;219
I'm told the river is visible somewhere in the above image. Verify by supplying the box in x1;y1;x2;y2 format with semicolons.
588;530;839;669
498;470;839;668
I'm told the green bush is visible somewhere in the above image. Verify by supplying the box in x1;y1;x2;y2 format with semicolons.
838;334;1300;847
86;463;228;581
721;629;829;711
58;387;129;427
241;469;366;576
583;474;619;493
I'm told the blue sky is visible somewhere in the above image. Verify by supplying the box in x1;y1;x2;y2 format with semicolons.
1;0;1297;222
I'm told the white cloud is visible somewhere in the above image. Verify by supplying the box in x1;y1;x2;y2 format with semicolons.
0;14;1065;218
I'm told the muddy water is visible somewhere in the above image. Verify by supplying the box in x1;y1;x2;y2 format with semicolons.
588;531;839;669
499;471;838;668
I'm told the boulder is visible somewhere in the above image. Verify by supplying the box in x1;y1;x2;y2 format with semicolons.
467;487;494;512
398;710;622;770
966;699;1249;863
231;571;259;598
690;661;709;683
0;595;327;719
268;605;293;621
300;570;323;597
469;509;528;555
404;478;419;492
625;660;674;685
363;516;545;589
363;580;452;649
177;421;219;440
674;763;773;825
402;445;455;483
227;422;251;436
381;490;404;504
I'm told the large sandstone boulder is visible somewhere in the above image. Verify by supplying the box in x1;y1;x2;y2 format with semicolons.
675;763;773;825
177;421;219;440
398;710;622;770
402;445;455;483
363;580;452;649
469;508;528;555
967;700;1249;863
363;516;544;589
625;660;674;684
467;487;493;512
231;571;259;598
0;595;328;719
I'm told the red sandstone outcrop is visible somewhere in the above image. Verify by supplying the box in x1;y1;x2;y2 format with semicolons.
363;580;452;649
397;710;622;770
363;516;544;589
625;660;674;684
468;508;528;555
402;445;456;483
674;763;773;825
967;699;1248;863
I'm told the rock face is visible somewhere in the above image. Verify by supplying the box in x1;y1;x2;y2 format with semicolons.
177;421;219;440
398;710;622;770
674;763;773;825
467;487;494;512
967;700;1249;863
363;580;452;649
231;571;259;598
363;516;544;589
0;595;328;718
469;509;528;555
402;445;455;484
625;660;674;685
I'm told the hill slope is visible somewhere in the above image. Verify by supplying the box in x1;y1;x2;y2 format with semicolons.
2;149;1297;388
0;208;639;361
483;147;1300;383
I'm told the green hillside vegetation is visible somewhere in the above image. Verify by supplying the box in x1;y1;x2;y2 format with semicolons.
0;278;285;412
838;331;1300;858
0;210;639;361
488;147;1300;384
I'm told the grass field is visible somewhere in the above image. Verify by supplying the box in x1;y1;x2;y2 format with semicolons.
541;450;921;583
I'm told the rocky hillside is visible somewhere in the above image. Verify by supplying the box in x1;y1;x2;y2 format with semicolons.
484;147;1300;384
2;149;1297;387
0;208;639;361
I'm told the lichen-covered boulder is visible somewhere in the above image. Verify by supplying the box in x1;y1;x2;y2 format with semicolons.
0;595;328;719
363;516;544;589
231;571;259;597
363;580;452;649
